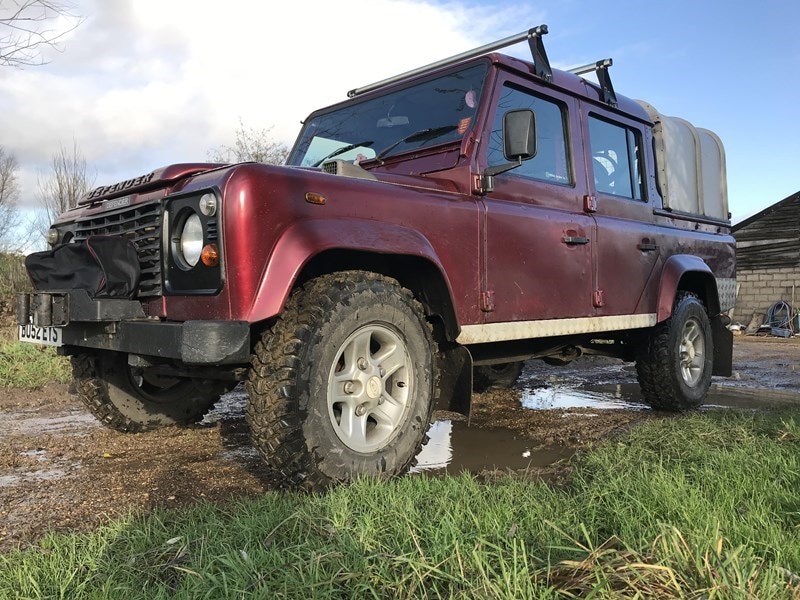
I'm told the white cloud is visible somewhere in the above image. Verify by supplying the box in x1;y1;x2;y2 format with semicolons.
0;0;545;208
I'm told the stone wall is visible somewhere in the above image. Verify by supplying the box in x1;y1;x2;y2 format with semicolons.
734;266;800;322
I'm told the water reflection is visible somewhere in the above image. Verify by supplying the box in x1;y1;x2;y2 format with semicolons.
521;383;649;411
412;419;572;474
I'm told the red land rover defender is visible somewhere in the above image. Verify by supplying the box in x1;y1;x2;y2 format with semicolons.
18;26;735;490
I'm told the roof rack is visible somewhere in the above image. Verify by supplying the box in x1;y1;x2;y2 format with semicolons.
347;25;552;98
568;58;617;106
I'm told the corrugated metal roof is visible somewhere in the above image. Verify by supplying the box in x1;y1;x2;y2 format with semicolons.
733;191;800;269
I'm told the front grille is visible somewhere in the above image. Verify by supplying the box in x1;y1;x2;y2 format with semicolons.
74;200;163;297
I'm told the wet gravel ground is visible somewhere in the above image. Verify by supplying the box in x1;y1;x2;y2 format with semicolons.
1;335;798;551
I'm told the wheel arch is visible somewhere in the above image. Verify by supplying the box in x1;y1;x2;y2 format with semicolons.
655;254;731;377
656;254;721;322
297;249;459;340
247;219;460;341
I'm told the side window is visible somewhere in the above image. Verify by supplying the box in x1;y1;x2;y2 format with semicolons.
588;115;645;200
487;84;571;185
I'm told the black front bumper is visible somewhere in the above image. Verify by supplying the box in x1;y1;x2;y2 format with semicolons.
16;290;250;366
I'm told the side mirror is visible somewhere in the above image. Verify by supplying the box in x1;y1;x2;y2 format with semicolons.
503;109;537;161
482;109;537;192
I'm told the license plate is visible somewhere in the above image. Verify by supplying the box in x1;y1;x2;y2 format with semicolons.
18;324;63;347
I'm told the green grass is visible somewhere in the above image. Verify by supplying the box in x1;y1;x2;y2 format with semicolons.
2;409;800;598
0;338;71;388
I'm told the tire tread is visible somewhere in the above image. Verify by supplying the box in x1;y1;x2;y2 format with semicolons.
71;353;219;433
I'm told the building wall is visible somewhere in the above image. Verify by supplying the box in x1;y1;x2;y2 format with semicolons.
735;266;800;321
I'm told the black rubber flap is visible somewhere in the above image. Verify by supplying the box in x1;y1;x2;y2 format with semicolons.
25;236;141;298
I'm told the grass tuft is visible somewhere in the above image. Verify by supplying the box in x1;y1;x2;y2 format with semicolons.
548;524;790;599
0;338;71;388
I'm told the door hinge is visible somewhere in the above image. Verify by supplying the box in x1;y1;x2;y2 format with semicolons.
584;194;597;213
593;289;604;308
480;290;495;312
473;174;487;195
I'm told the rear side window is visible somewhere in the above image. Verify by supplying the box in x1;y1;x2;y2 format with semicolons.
588;115;644;200
487;84;571;185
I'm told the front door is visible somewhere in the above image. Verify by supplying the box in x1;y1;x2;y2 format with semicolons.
480;78;595;326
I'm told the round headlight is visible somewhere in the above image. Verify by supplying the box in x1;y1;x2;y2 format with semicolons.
46;228;59;246
199;193;217;217
179;213;203;267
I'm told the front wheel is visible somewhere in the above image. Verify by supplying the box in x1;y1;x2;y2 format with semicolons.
246;272;439;491
72;352;222;432
635;292;713;411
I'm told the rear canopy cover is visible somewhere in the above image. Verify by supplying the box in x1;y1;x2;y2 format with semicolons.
637;101;728;221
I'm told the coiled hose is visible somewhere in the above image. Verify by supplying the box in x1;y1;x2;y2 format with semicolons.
766;300;796;333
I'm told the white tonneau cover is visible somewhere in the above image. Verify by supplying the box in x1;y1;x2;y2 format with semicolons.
637;101;728;221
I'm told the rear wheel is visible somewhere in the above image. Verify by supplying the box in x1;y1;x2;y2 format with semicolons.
635;293;713;410
473;361;524;392
72;352;221;432
246;271;439;491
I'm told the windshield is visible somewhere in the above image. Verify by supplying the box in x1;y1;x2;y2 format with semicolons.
288;64;487;167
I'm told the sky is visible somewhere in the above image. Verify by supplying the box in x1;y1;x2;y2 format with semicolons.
1;0;798;226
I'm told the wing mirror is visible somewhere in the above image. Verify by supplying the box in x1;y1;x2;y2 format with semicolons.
482;109;537;193
503;109;537;160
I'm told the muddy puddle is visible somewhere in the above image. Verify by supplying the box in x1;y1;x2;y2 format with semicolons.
200;391;262;462
520;383;648;411
0;466;78;487
0;410;98;437
412;420;572;475
520;380;800;413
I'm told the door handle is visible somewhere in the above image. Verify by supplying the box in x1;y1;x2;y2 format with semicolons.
562;236;590;245
637;242;658;252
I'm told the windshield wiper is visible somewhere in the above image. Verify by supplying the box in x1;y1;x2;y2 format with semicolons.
374;125;458;163
312;140;374;167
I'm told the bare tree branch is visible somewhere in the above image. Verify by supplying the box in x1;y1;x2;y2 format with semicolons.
0;146;22;250
207;119;289;165
36;140;94;233
0;0;83;67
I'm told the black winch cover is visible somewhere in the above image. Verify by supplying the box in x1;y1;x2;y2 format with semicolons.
25;236;141;299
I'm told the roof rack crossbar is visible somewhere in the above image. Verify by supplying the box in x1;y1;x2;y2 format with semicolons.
347;24;552;98
568;58;617;106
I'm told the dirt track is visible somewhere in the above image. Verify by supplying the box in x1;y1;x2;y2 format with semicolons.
1;335;798;551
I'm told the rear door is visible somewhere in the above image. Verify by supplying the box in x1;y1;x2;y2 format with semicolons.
581;106;660;316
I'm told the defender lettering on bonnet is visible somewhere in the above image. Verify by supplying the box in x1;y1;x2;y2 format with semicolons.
18;24;735;492
86;171;154;200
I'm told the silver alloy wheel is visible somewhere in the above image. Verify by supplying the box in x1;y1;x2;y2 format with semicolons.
328;324;412;453
679;317;705;387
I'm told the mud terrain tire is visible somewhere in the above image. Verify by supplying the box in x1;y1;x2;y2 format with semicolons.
246;271;438;492
72;352;221;432
636;292;713;411
473;361;524;392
